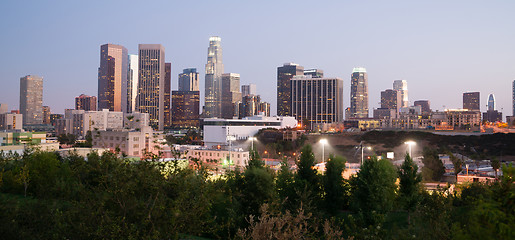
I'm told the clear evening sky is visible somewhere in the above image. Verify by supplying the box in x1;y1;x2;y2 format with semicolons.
1;0;514;116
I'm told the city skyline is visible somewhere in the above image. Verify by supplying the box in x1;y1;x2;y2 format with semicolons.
1;1;515;117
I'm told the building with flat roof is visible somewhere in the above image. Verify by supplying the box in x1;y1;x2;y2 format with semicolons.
291;75;343;129
203;115;297;148
98;44;128;112
380;89;401;112
75;94;97;111
127;54;139;113
179;68;200;92
277;63;304;116
172;91;200;128
0;113;22;130
221;73;242;119
414;100;431;114
463;92;480;111
20;75;43;125
137;44;166;130
92;126;163;159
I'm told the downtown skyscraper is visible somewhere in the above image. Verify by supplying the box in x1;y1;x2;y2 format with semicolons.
20;75;43;125
393;80;408;108
350;67;368;118
173;68;200;128
204;37;224;118
97;44;128;112
137;44;166;130
277;63;304;116
221;73;242;119
127;54;139;113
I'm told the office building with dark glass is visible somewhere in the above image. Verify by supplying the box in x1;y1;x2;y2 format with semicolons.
75;94;97;111
350;67;368;118
463;92;480;111
98;44;128;112
164;63;172;128
137;44;165;130
221;73;242;119
277;63;304;116
172;91;200;128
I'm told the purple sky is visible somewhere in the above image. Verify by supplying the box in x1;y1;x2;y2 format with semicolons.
1;0;514;116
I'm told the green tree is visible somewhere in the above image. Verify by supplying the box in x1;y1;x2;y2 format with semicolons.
449;152;463;182
398;153;422;224
294;145;321;212
491;157;500;178
350;156;397;225
276;158;296;210
422;147;444;181
323;154;348;213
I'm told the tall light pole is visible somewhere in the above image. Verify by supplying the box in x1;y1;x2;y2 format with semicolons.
319;139;328;163
360;141;372;165
404;141;416;157
227;135;236;169
248;137;256;150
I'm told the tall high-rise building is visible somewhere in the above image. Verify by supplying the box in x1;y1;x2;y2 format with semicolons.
42;106;51;124
97;44;128;112
350;67;368;118
137;44;166;130
463;92;480;111
291;75;343;128
178;68;199;91
487;94;495;111
164;63;171;128
414;100;431;114
277;63;304;116
127;54;139;113
241;84;257;97
239;95;260;118
393;80;408;108
172;91;200;128
204;36;224;117
380;89;401;112
20;75;43;125
304;69;324;78
75;94;97;111
221;73;242;119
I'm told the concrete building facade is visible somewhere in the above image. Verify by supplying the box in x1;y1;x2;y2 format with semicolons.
19;75;43;125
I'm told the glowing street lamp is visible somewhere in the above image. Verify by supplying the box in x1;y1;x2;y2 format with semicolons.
404;141;416;157
361;145;372;165
319;138;328;163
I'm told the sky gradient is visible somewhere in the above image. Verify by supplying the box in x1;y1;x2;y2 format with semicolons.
1;0;514;116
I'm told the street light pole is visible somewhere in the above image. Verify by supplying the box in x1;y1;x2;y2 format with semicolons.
319;139;328;163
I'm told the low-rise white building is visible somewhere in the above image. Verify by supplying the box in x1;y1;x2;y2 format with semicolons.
123;112;150;130
91;126;164;159
171;144;249;168
203;115;297;148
